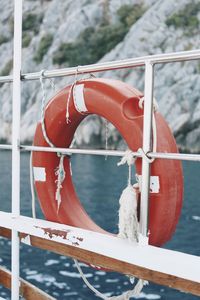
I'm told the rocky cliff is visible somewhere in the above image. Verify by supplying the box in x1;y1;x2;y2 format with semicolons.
0;0;200;151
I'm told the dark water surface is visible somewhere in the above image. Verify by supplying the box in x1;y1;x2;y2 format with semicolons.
0;151;199;299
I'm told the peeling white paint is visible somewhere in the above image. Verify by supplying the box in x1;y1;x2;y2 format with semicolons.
21;234;31;245
0;212;200;284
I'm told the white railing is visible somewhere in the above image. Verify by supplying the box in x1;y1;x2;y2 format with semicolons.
0;0;200;299
11;1;22;299
1;49;200;84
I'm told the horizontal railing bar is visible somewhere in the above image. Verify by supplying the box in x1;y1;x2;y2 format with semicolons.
0;266;56;300
0;144;12;150
0;144;200;161
150;152;200;162
0;75;13;83
23;50;200;81
0;50;200;83
20;145;128;157
20;145;200;161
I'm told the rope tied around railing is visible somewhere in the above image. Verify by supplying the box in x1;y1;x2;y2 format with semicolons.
75;146;153;300
31;70;58;218
39;70;67;211
70;93;158;300
39;69;97;212
138;95;158;162
55;154;66;212
40;69;55;148
66;68;97;123
66;66;79;123
108;97;158;298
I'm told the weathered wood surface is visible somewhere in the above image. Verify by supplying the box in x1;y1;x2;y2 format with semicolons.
0;265;55;300
0;212;200;297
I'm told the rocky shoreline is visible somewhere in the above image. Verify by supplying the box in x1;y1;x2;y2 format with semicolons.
0;0;200;151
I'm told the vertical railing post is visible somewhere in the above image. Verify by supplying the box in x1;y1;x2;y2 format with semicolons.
139;61;154;242
11;0;23;299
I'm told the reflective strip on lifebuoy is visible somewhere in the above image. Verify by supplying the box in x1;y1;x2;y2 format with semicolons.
32;78;183;246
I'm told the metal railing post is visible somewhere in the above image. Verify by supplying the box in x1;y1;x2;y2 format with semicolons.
11;0;23;299
139;61;154;241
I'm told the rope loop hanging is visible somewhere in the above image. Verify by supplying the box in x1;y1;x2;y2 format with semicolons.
39;69;55;148
66;66;80;123
74;259;149;300
39;71;68;211
138;95;158;162
137;148;154;163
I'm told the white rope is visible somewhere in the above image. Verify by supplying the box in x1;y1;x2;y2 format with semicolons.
66;83;75;124
117;150;136;167
74;259;108;300
118;185;139;243
69;72;97;121
55;154;66;212
118;150;136;186
66;67;79;123
74;259;148;300
138;96;158;112
30;152;36;219
39;71;68;212
109;280;149;299
116;150;149;297
73;99;155;297
128;164;131;186
117;150;139;242
40;70;55;148
138;96;158;161
30;71;56;219
74;148;148;299
137;148;154;163
49;77;56;92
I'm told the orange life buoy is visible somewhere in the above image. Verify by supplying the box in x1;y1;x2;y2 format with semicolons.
32;78;183;246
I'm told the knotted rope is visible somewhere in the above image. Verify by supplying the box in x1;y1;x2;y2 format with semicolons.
66;78;77;123
40;70;55;148
39;70;67;212
30;71;56;218
74;149;148;300
118;150;135;186
74;95;159;299
117;150;139;243
138;96;158;161
55;154;66;212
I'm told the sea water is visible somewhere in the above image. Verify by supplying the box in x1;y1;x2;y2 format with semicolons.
0;151;199;300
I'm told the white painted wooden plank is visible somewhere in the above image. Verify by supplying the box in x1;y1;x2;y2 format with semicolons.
0;212;199;283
